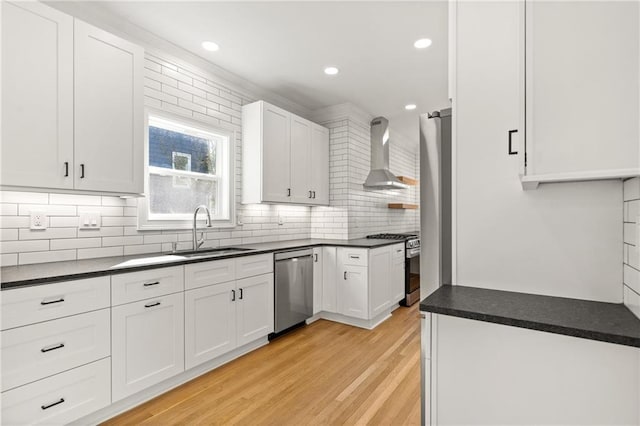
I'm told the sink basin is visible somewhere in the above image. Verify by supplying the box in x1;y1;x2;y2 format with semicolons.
176;247;253;258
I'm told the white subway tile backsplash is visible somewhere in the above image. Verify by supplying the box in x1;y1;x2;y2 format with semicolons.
0;240;49;254
19;250;76;265
101;196;127;206
102;216;137;227
1;253;18;267
102;236;144;247
77;227;124;238
18;204;77;216
623;285;640;319
0;204;18;215
623;264;640;294
49;217;79;228
77;246;123;260
623;223;637;246
0;217;30;229
19;228;76;240
50;238;102;250
0;229;18;241
625;200;639;223
124;244;162;256
50;193;102;206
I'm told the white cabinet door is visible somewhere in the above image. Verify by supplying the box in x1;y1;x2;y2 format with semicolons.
369;246;391;318
262;103;291;203
322;247;338;313
337;264;369;320
236;274;274;346
74;20;143;194
1;1;74;189
112;292;184;401
310;124;330;206
290;115;312;203
391;246;406;303
184;282;237;370
312;248;323;314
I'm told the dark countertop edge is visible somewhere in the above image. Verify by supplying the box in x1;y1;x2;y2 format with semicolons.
424;304;640;348
420;286;640;349
1;239;402;289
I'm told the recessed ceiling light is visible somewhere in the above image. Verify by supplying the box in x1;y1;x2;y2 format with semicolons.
405;104;417;111
202;41;219;52
324;66;339;76
414;38;432;49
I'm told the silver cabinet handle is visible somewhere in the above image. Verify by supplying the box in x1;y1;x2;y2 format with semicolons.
143;281;160;287
144;301;161;308
41;297;64;306
41;343;65;353
41;398;65;410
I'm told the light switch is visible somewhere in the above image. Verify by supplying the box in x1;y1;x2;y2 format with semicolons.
79;212;101;230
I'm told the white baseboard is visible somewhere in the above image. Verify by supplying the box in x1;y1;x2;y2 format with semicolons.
70;337;269;425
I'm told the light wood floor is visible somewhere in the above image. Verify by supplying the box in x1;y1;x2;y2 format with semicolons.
103;304;421;426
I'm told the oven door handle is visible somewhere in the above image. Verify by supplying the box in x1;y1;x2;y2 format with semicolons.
406;248;421;258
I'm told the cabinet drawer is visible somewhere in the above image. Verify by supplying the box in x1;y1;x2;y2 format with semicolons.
111;266;184;306
1;276;110;330
392;244;405;262
1;309;110;392
1;357;110;426
185;259;235;290
235;254;273;279
340;248;369;267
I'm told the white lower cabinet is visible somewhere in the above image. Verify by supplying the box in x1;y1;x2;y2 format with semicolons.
312;247;323;314
337;264;369;320
369;247;391;318
184;282;237;370
111;292;185;402
1;308;110;392
322;247;338;313
391;246;406;303
236;274;274;346
1;357;111;426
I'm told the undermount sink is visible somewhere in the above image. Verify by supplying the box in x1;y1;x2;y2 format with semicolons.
175;247;254;258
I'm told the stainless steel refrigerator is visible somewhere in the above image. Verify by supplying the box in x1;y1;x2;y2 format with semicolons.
419;108;452;424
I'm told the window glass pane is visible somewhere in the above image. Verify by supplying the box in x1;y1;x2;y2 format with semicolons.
149;126;217;175
149;174;218;215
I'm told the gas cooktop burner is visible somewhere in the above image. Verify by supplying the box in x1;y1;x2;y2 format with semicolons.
366;233;418;240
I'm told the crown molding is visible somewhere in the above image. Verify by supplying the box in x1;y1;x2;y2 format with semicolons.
310;103;374;127
43;1;313;120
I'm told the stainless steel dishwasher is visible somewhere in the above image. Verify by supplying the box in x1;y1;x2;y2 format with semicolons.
274;249;314;334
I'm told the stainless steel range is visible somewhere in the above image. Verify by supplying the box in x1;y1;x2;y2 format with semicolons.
366;233;421;306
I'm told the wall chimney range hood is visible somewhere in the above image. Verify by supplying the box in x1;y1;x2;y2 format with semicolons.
363;116;409;190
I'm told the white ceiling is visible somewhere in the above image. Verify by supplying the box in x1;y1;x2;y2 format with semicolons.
85;1;450;147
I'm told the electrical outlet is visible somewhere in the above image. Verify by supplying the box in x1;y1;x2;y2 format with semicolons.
30;211;47;230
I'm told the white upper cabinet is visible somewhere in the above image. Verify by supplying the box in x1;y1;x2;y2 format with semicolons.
1;1;74;189
74;20;144;193
525;1;639;178
290;115;313;203
242;100;330;205
310;125;330;205
0;2;144;195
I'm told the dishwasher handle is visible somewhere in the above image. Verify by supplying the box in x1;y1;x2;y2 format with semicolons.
274;249;314;261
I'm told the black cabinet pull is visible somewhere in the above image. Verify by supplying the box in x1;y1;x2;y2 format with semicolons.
143;281;160;287
41;343;65;353
314;253;318;262
508;130;518;155
344;271;347;280
350;255;360;260
41;298;64;306
308;191;312;198
64;162;69;177
41;398;65;410
287;188;291;197
231;289;236;301
144;301;161;308
312;191;316;199
80;164;85;178
239;288;243;300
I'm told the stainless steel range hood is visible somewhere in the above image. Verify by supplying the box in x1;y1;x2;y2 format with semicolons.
363;117;409;190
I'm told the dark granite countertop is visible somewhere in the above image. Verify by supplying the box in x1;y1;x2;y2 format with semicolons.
1;238;403;289
420;285;640;348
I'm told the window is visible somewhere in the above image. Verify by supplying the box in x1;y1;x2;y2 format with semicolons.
138;111;234;230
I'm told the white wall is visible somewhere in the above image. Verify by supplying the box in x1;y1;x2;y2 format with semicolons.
624;177;640;319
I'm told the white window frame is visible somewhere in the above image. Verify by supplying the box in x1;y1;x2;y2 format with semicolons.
138;108;236;230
